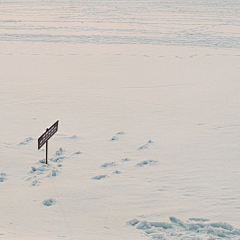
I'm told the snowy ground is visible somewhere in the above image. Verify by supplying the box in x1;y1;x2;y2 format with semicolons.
1;0;240;239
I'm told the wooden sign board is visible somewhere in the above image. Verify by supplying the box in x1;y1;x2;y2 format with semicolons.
38;120;59;150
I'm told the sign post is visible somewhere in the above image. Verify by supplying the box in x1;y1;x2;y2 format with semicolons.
38;121;59;164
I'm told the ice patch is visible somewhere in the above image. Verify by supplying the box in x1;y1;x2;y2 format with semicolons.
127;217;240;239
92;175;108;180
136;160;157;167
42;198;56;206
137;140;153;150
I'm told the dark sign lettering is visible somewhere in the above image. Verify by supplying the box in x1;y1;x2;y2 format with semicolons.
38;120;59;150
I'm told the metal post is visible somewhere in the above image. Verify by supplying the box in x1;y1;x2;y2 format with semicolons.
46;140;48;164
46;128;48;164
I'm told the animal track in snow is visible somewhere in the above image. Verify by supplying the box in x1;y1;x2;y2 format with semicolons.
137;140;153;150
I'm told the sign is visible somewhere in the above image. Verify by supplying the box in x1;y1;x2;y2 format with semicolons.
38;120;59;150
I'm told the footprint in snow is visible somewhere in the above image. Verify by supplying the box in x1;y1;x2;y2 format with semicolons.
42;198;56;206
50;156;65;163
0;178;6;182
19;137;33;145
28;151;66;186
110;131;125;141
121;158;130;162
92;175;108;180
29;165;50;174
110;135;118;141
48;168;59;177
0;173;7;182
39;159;46;164
100;162;117;168
55;148;65;156
135;160;157;167
31;179;40;186
72;151;82;155
137;140;153;150
69;135;78;139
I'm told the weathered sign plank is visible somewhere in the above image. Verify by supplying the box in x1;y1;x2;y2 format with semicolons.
38;120;59;150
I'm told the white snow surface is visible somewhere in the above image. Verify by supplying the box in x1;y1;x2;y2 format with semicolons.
1;0;240;239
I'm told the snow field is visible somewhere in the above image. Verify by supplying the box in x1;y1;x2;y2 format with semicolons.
1;0;240;238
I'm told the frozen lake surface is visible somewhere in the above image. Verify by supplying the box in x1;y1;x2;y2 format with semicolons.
0;0;240;239
1;0;240;48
